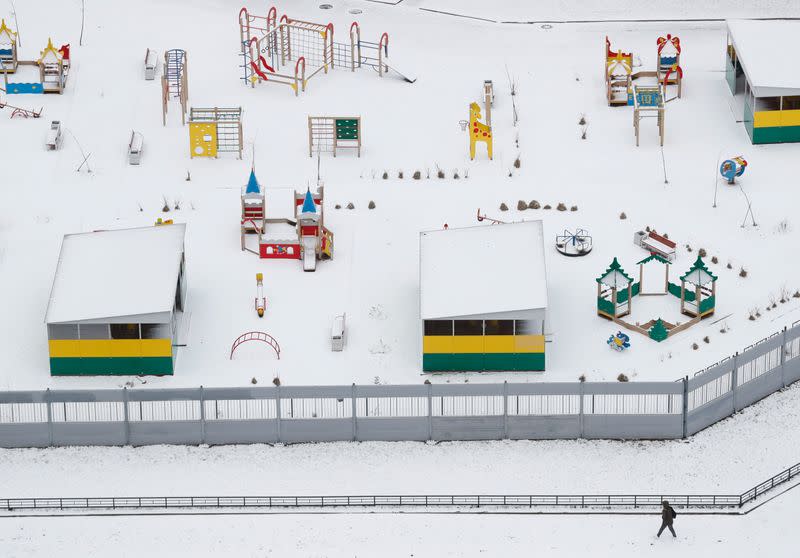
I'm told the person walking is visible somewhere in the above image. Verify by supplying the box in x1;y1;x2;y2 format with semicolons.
657;500;677;538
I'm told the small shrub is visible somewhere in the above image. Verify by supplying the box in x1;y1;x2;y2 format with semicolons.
272;377;281;386
529;200;540;209
185;171;191;182
727;262;733;270
413;170;421;180
711;256;719;264
556;203;567;211
424;379;431;385
437;166;445;179
570;205;578;211
777;219;790;233
686;244;693;252
517;200;528;211
347;202;355;209
162;197;170;212
703;336;710;344
500;203;509;211
692;343;699;350
579;374;586;382
794;290;800;298
698;248;707;257
514;157;521;169
508;170;513;177
645;226;651;232
453;170;460;179
426;168;431;179
581;126;588;140
335;204;341;209
543;204;552;210
578;114;586;126
619;212;627;220
398;170;404;179
739;267;748;278
464;168;469;179
368;200;376;209
617;373;629;382
251;377;258;385
382;171;388;180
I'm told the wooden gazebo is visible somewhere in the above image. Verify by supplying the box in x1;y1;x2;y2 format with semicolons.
596;258;635;320
679;256;717;318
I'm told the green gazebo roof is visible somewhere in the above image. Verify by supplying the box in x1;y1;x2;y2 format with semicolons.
680;256;717;285
637;253;671;266
596;257;634;288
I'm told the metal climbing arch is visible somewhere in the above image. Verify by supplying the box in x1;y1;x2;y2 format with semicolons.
230;331;281;360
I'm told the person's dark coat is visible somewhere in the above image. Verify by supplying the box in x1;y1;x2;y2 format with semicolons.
662;504;675;525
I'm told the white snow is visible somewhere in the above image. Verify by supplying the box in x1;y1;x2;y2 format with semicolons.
726;19;800;97
0;1;799;392
45;225;185;324
419;221;546;320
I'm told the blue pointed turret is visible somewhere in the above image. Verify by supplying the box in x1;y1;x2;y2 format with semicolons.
245;169;260;194
301;188;317;214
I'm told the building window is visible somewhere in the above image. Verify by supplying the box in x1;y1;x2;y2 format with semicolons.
754;97;780;111
424;320;453;336
47;324;79;340
514;320;538;335
141;323;171;339
79;324;109;339
454;320;483;336
484;320;513;335
110;324;140;340
783;96;800;111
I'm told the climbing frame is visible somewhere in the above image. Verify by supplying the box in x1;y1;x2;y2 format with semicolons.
308;116;361;157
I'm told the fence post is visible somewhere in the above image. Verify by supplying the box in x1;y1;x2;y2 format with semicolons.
275;384;282;444
780;327;788;389
731;352;739;413
45;388;53;447
682;376;688;439
199;386;206;445
351;383;357;442
123;387;130;445
578;381;585;439
427;382;433;441
502;381;508;440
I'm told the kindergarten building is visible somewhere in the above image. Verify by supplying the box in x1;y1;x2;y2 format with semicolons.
726;19;800;144
419;221;548;372
45;225;187;376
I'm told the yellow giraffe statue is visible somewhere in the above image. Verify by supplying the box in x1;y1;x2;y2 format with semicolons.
469;102;492;160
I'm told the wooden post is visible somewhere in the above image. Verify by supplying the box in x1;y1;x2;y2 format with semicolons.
627;283;632;315
639;263;644;293
664;261;669;292
333;117;338;157
612;287;618;318
680;279;685;314
696;284;701;315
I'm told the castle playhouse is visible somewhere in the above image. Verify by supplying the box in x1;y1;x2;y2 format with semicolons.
419;221;548;372
240;170;333;272
45;225;187;376
726;20;800;144
2;36;70;94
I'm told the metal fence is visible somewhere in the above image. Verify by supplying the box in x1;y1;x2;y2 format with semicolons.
1;325;799;448
2;459;798;512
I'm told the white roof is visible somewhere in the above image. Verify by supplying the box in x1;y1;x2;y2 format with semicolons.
419;221;547;320
727;20;800;97
45;224;186;324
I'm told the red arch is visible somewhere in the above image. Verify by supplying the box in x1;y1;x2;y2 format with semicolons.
230;331;281;360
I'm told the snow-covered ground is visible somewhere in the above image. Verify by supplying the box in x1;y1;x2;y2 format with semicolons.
2;2;800;391
1;488;796;557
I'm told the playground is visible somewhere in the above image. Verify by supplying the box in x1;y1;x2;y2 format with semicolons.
0;1;799;391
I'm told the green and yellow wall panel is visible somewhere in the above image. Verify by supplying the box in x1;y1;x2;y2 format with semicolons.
49;339;174;376
422;334;545;372
746;105;800;144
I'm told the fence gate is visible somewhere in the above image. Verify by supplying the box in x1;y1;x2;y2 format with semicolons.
308;116;361;157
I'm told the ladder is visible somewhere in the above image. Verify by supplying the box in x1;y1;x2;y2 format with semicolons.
164;49;185;99
308;117;335;156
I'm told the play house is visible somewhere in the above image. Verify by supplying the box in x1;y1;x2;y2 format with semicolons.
420;221;548;372
45;224;187;376
239;169;333;272
726;20;800;144
596;255;716;342
2;33;70;94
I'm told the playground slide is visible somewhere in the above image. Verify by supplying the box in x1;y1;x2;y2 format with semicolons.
302;237;317;272
385;65;416;83
250;56;275;81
